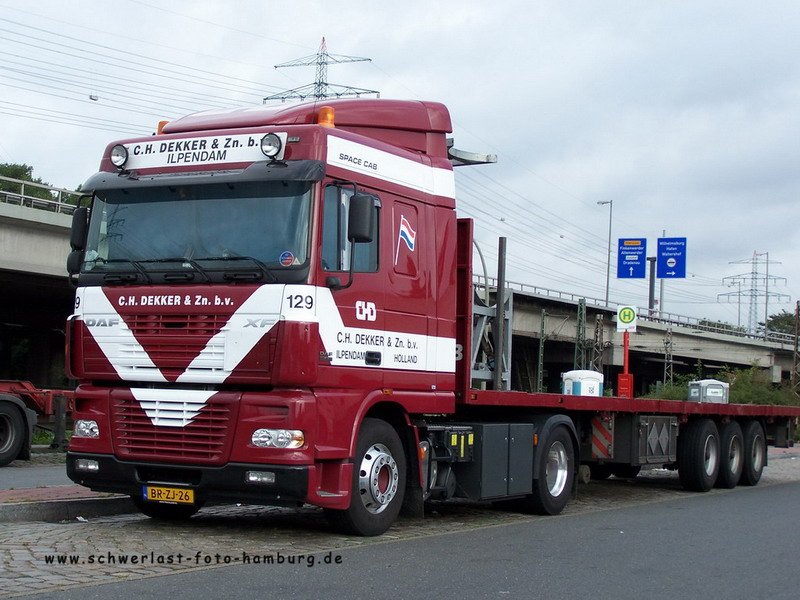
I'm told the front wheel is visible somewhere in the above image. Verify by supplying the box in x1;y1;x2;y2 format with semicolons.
527;426;574;515
326;418;407;536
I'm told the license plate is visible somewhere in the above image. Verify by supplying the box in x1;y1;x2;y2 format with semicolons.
142;485;195;505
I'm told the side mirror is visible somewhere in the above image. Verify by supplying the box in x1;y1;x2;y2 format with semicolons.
347;193;375;244
66;249;83;275
70;207;88;251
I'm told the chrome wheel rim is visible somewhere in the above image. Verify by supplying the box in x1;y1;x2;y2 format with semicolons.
703;435;718;477
358;443;399;514
751;434;765;473
0;414;11;454
546;441;569;497
728;436;742;474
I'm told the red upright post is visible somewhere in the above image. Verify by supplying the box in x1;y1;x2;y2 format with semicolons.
617;330;634;398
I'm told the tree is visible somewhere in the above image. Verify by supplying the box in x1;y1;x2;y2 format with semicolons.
761;310;796;334
0;163;56;201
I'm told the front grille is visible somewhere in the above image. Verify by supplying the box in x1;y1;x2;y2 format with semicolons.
126;313;227;337
110;390;237;465
126;314;227;373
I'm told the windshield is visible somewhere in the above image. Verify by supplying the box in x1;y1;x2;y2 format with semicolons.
82;180;312;283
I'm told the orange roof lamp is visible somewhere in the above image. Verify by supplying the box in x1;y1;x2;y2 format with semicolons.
317;106;335;128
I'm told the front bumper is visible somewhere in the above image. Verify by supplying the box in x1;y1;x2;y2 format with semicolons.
67;452;309;507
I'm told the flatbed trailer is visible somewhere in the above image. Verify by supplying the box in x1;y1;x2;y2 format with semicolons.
62;97;800;535
0;380;74;466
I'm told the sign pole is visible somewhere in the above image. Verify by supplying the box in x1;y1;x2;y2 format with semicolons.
617;331;633;398
615;306;636;398
623;330;629;375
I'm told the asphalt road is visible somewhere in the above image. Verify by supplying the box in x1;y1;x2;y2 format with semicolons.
0;464;71;489
22;480;800;600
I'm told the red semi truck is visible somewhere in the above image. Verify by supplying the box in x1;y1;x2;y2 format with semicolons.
65;99;799;535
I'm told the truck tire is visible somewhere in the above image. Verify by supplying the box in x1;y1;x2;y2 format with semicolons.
678;419;720;492
0;402;26;467
527;426;574;515
716;421;744;489
740;420;766;486
131;495;203;520
326;418;406;536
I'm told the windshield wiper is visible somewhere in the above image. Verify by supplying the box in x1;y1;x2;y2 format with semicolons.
197;256;278;283
94;258;152;284
138;257;212;283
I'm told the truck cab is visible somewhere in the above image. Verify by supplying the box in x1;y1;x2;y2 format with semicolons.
66;99;463;534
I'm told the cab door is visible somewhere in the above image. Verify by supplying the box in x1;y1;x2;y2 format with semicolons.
315;183;385;388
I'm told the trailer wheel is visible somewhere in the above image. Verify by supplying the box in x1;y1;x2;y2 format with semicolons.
326;418;406;536
0;403;26;467
678;419;720;492
740;420;766;486
131;496;203;520
528;426;574;515
716;421;744;489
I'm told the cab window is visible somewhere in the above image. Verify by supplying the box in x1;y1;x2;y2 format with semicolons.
321;185;379;272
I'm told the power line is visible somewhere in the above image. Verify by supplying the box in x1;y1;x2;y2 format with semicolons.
0;51;238;108
0;100;150;130
0;17;284;93
0;28;266;99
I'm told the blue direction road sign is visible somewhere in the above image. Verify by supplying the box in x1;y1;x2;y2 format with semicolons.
657;237;687;278
617;238;647;279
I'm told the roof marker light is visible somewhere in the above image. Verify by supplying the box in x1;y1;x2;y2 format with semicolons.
318;106;335;128
157;120;169;135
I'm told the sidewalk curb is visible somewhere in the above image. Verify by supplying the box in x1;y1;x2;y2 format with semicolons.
0;496;135;523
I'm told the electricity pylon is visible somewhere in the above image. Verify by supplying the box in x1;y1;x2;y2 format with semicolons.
264;37;379;102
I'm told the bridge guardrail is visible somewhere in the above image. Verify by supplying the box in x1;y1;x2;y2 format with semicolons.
479;275;797;347
0;176;78;215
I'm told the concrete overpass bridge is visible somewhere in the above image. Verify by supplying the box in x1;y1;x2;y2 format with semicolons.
1;176;76;386
490;280;797;395
1;176;797;393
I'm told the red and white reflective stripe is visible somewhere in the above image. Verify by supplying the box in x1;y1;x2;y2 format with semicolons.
591;416;613;459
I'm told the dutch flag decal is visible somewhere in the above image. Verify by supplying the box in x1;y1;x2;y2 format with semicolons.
399;216;416;251
395;215;417;265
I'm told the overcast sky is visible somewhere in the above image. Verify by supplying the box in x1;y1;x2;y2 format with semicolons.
1;0;798;329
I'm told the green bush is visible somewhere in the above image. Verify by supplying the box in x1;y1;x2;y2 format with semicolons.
644;366;800;407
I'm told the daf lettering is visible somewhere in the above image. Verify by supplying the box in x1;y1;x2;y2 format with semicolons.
84;318;120;327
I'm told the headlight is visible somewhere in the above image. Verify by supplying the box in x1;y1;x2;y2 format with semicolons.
74;419;100;438
251;428;304;449
109;144;128;168
260;133;282;158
